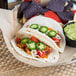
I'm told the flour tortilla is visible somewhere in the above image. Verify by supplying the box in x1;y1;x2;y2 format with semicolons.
11;28;59;63
24;15;66;53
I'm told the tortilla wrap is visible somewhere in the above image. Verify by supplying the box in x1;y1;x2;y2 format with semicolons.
11;28;59;63
24;15;66;53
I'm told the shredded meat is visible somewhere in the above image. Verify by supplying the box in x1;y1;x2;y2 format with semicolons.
17;43;25;48
56;43;61;48
44;46;52;55
25;47;31;55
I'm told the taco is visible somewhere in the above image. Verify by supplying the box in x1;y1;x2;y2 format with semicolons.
24;16;66;53
11;28;59;63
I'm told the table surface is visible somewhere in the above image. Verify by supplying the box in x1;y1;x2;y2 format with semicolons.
0;28;76;76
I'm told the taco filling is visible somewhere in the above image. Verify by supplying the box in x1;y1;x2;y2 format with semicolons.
26;24;61;48
15;36;53;58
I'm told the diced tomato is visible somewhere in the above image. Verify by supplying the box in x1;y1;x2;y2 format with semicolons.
35;0;40;3
26;25;29;28
37;50;45;57
30;36;39;43
52;37;60;43
57;32;60;35
16;38;21;43
24;0;32;2
57;32;62;38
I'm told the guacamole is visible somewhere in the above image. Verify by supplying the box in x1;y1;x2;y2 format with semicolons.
64;23;76;40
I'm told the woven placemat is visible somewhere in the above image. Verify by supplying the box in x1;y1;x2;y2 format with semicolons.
0;29;76;76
